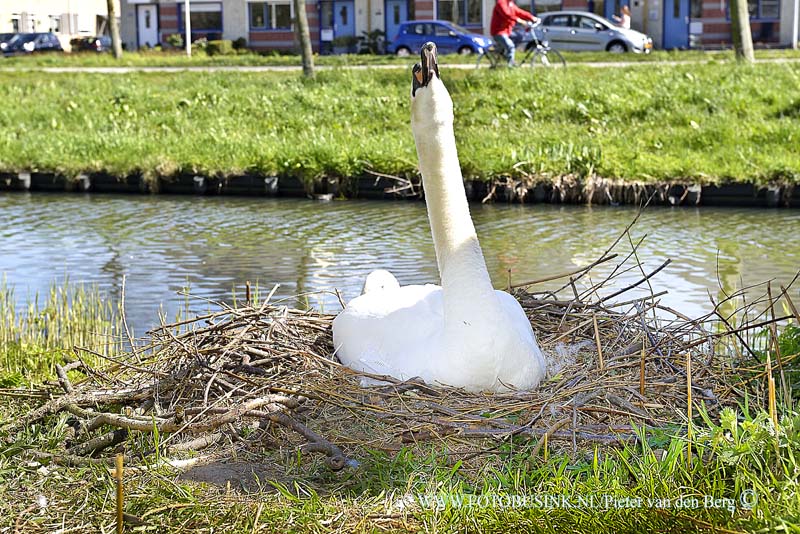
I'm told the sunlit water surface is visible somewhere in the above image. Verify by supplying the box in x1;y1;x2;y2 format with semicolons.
1;193;798;334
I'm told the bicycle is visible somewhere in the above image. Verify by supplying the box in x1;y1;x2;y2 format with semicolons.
475;22;566;69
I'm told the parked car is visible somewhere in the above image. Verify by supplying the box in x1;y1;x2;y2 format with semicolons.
2;32;63;55
0;33;16;52
70;35;113;53
537;11;652;53
387;20;492;56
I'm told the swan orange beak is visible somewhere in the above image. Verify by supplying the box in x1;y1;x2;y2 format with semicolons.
412;42;440;96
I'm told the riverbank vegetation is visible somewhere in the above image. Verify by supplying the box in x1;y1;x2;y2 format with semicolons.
0;281;121;382
0;61;798;187
1;271;799;532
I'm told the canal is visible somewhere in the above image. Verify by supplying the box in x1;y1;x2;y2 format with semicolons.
1;193;798;334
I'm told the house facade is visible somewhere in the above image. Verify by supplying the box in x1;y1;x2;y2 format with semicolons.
119;0;797;52
1;1;121;49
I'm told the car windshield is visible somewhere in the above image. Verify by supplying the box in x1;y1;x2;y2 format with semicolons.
445;22;470;34
8;34;36;46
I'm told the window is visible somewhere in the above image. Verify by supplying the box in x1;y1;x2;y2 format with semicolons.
727;0;780;19
180;2;223;32
49;15;60;33
434;24;453;35
757;0;780;17
544;14;571;25
437;0;481;26
575;15;599;29
249;2;292;30
409;22;433;34
690;0;702;18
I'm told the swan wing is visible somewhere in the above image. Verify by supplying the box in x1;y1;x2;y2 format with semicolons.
332;284;443;379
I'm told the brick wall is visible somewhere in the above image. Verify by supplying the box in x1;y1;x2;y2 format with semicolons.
159;3;179;44
249;3;321;51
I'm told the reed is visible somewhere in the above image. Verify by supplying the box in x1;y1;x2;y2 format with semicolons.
0;279;122;381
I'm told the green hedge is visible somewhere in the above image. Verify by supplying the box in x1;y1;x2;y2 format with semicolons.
207;40;234;56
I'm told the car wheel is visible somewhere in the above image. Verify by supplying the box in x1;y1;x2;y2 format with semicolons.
457;46;474;55
396;46;411;57
607;41;627;53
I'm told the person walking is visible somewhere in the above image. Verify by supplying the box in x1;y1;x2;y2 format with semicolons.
490;0;539;67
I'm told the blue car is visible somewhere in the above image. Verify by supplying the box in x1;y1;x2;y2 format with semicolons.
387;20;492;56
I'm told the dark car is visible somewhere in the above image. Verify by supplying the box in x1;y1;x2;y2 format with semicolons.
3;32;63;55
0;33;15;52
70;36;113;53
387;20;492;56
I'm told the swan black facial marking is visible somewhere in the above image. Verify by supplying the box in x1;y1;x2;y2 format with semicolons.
411;42;440;96
412;63;424;96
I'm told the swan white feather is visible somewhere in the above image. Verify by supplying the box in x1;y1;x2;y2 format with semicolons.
332;43;546;392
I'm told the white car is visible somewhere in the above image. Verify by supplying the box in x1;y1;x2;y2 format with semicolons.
537;11;653;53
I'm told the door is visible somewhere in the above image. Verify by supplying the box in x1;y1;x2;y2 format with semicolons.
663;0;689;49
539;13;574;50
570;15;609;50
404;22;433;52
385;0;408;43
332;0;356;38
137;5;159;48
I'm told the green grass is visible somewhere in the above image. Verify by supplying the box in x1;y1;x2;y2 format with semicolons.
0;62;798;186
0;281;798;532
2;393;798;532
2;47;799;68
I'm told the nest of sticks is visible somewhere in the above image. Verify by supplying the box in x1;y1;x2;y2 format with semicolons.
14;217;799;473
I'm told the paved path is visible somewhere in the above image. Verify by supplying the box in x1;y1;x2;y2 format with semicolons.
2;56;798;74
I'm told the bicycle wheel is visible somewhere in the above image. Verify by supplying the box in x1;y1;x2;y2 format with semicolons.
530;48;566;68
475;48;498;69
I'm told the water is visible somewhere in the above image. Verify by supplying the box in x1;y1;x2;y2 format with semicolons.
1;192;798;333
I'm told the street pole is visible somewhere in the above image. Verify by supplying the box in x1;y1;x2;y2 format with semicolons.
793;0;799;49
185;0;192;57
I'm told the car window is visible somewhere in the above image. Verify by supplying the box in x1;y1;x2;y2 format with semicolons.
434;24;452;36
545;15;571;27
575;16;598;29
409;23;432;35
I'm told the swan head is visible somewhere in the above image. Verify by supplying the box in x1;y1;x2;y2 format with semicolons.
410;42;453;132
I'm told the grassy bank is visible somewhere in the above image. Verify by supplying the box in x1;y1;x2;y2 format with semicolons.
0;62;798;186
2;47;800;68
1;280;799;532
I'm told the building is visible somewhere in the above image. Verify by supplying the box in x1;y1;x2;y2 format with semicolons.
119;0;797;52
1;1;121;49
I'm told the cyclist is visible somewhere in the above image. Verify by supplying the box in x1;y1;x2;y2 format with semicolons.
490;0;540;67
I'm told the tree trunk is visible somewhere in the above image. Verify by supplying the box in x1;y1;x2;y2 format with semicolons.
293;0;315;77
730;0;755;62
106;0;123;59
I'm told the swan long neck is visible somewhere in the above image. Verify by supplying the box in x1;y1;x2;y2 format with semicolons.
412;85;498;321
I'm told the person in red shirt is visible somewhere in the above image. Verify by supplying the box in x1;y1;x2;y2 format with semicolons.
490;0;539;67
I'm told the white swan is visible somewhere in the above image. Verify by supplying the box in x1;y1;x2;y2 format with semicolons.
332;42;546;392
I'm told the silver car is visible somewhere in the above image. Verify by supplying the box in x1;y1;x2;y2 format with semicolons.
537;11;653;53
